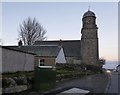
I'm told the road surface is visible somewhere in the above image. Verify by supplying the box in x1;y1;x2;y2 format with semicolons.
107;72;120;94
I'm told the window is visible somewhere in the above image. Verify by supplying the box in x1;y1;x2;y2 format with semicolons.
39;58;45;66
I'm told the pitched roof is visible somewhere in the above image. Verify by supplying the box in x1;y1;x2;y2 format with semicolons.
5;40;81;59
34;40;81;59
5;45;61;57
33;46;61;57
1;46;35;55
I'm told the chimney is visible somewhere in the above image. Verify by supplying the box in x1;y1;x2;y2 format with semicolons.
59;39;62;46
18;40;23;47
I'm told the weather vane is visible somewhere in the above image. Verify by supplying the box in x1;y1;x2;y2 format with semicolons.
88;6;91;11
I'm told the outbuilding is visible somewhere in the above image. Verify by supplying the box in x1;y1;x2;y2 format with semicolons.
1;46;35;73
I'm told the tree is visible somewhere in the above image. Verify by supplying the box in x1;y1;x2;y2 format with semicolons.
18;17;47;45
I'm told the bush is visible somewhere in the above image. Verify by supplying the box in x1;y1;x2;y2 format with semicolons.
86;65;102;74
56;63;102;82
56;63;90;81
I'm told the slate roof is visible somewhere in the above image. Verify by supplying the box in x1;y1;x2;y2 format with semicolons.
32;46;61;57
4;40;81;59
5;45;61;57
34;40;81;59
1;46;35;55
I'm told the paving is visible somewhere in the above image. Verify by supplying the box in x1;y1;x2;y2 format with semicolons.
107;72;120;94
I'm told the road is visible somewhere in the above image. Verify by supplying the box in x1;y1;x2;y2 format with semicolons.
107;71;120;94
51;74;109;94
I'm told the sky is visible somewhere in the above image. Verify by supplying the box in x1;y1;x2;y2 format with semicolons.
0;1;118;62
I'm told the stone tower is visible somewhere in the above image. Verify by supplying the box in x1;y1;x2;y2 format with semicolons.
81;10;99;66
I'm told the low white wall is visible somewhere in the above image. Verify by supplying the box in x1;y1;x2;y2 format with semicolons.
2;47;34;73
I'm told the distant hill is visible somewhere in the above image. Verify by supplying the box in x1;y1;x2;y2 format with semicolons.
102;61;118;69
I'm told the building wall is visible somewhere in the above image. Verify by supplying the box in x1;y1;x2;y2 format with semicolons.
66;57;81;64
81;14;99;66
66;57;74;64
2;47;34;73
81;38;99;66
73;59;81;64
56;48;66;64
0;47;2;74
35;56;56;66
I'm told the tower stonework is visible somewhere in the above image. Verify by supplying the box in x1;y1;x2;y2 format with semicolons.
81;10;99;66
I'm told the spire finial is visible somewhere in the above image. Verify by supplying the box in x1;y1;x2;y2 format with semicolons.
88;6;90;11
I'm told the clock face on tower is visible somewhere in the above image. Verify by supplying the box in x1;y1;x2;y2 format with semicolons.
86;18;92;24
83;17;97;29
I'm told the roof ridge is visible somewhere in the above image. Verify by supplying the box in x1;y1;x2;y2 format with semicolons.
35;40;81;42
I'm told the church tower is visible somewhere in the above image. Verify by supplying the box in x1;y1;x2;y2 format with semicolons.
81;10;99;66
